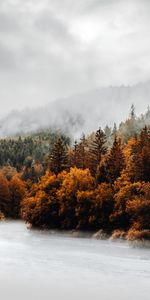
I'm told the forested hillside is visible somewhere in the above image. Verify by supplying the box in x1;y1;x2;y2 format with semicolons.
0;106;150;242
1;82;150;138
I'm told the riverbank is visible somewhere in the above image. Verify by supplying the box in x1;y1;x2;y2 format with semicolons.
25;222;150;248
1;216;150;248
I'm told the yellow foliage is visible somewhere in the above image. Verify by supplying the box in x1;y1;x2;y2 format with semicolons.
57;167;95;201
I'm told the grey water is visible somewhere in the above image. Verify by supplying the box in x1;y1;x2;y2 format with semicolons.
0;221;150;300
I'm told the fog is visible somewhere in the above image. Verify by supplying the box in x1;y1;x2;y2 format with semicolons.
0;221;150;300
0;0;150;118
0;81;150;138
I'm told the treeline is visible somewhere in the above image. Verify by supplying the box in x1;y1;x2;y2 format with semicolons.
0;106;150;241
0;131;70;171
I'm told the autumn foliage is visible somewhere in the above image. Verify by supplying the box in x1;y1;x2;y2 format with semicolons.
0;118;150;241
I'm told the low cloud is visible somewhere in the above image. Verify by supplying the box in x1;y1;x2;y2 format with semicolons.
0;0;150;116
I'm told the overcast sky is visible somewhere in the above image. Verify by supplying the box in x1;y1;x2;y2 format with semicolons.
0;0;150;116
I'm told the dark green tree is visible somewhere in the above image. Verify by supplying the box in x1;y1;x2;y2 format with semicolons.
49;138;68;174
90;128;107;176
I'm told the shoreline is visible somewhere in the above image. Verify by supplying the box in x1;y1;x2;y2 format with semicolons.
26;223;150;248
1;218;150;248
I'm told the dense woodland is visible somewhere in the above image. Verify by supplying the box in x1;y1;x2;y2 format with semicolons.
0;105;150;241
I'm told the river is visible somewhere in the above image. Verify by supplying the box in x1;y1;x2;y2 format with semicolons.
0;221;150;300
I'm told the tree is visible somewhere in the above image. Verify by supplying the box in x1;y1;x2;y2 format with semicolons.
130;104;136;120
104;125;112;147
76;183;114;231
128;126;150;182
112;123;117;138
68;140;82;169
126;183;150;231
97;137;125;184
49;138;68;175
110;181;142;230
9;175;25;218
0;173;10;217
21;172;61;228
118;105;138;142
89;128;107;176
57;167;95;229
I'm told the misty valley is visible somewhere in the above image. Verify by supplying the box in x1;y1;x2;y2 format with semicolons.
0;89;150;300
0;105;150;241
1;0;150;299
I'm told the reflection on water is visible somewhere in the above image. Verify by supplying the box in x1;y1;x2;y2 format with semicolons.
0;221;150;300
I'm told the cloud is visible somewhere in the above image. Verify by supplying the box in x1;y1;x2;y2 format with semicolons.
0;0;150;116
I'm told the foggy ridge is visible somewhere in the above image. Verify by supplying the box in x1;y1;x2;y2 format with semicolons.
0;81;150;138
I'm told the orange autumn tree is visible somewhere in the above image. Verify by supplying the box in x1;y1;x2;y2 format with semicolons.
57;167;95;229
76;183;114;231
126;183;150;231
127;127;150;182
9;175;25;218
0;173;10;217
21;171;62;228
110;180;142;230
93;183;114;230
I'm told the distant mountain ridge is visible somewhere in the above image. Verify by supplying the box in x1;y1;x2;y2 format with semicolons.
0;81;150;138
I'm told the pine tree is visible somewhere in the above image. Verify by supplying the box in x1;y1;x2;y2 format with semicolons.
107;137;125;183
130;104;136;119
97;137;125;183
49;138;68;175
128;126;150;182
128;104;137;138
69;140;80;168
112;123;117;138
70;134;89;169
90;128;107;176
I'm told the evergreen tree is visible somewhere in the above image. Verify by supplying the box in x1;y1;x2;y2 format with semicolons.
49;138;68;175
97;137;125;184
112;123;117;138
90;128;107;176
70;134;89;170
69;140;80;168
104;125;112;147
130;104;136;119
128;126;150;182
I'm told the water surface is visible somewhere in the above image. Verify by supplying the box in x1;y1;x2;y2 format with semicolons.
0;221;150;300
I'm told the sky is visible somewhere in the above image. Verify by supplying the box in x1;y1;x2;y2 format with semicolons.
0;0;150;116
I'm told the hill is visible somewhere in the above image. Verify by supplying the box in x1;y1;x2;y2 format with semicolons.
0;81;150;138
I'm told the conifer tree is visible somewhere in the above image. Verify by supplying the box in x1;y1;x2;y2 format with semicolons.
97;136;125;183
70;134;89;170
49;138;68;175
130;104;136;119
106;137;125;183
128;126;150;182
90;128;107;176
69;140;80;168
112;123;117;138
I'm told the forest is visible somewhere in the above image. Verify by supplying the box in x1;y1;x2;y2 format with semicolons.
0;105;150;242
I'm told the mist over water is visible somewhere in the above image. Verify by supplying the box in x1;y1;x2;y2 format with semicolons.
0;221;150;300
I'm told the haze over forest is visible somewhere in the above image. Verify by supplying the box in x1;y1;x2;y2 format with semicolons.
0;81;150;138
0;0;150;137
0;1;150;300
